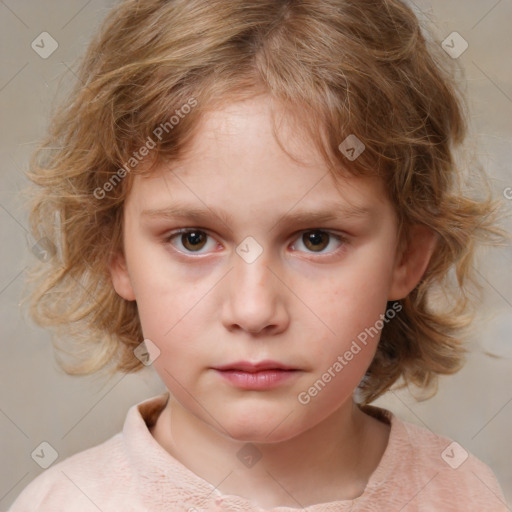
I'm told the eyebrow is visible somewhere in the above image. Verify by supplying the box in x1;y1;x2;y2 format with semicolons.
141;201;371;231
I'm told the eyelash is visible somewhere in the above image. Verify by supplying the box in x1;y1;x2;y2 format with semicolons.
163;228;348;258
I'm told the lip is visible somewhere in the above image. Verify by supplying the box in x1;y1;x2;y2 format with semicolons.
212;360;300;390
214;368;299;390
213;360;298;372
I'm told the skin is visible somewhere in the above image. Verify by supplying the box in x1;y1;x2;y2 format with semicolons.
109;94;437;508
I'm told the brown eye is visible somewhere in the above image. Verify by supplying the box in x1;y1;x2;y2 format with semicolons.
291;229;346;256
166;229;214;253
302;230;330;252
180;230;207;251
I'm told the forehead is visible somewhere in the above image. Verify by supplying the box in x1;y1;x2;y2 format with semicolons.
126;95;389;218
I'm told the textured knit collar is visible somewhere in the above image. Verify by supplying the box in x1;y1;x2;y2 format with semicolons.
122;393;402;512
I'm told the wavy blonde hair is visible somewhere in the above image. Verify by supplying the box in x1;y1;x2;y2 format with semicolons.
23;0;505;404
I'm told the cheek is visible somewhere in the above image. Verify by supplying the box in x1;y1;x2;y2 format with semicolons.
125;239;208;330
130;270;210;369
294;251;396;386
306;261;393;339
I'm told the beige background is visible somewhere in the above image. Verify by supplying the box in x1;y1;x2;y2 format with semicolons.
0;0;511;509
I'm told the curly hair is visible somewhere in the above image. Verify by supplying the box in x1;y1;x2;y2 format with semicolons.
22;0;505;404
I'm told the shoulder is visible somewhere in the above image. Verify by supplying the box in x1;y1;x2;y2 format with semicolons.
400;417;498;482
8;432;137;512
362;405;508;511
8;394;171;512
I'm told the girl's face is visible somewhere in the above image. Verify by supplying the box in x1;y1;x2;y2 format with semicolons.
110;95;431;443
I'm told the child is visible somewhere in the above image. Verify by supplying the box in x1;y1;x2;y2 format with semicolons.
11;0;509;510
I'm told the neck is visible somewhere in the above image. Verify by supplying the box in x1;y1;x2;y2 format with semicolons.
150;395;390;508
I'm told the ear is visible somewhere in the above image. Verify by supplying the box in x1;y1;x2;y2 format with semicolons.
108;250;136;301
388;224;438;301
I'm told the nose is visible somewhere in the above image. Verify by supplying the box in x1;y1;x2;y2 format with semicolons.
220;251;289;335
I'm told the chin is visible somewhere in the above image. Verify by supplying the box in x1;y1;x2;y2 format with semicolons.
216;406;306;445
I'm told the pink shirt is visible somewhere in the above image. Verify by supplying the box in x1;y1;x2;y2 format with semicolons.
9;393;508;511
